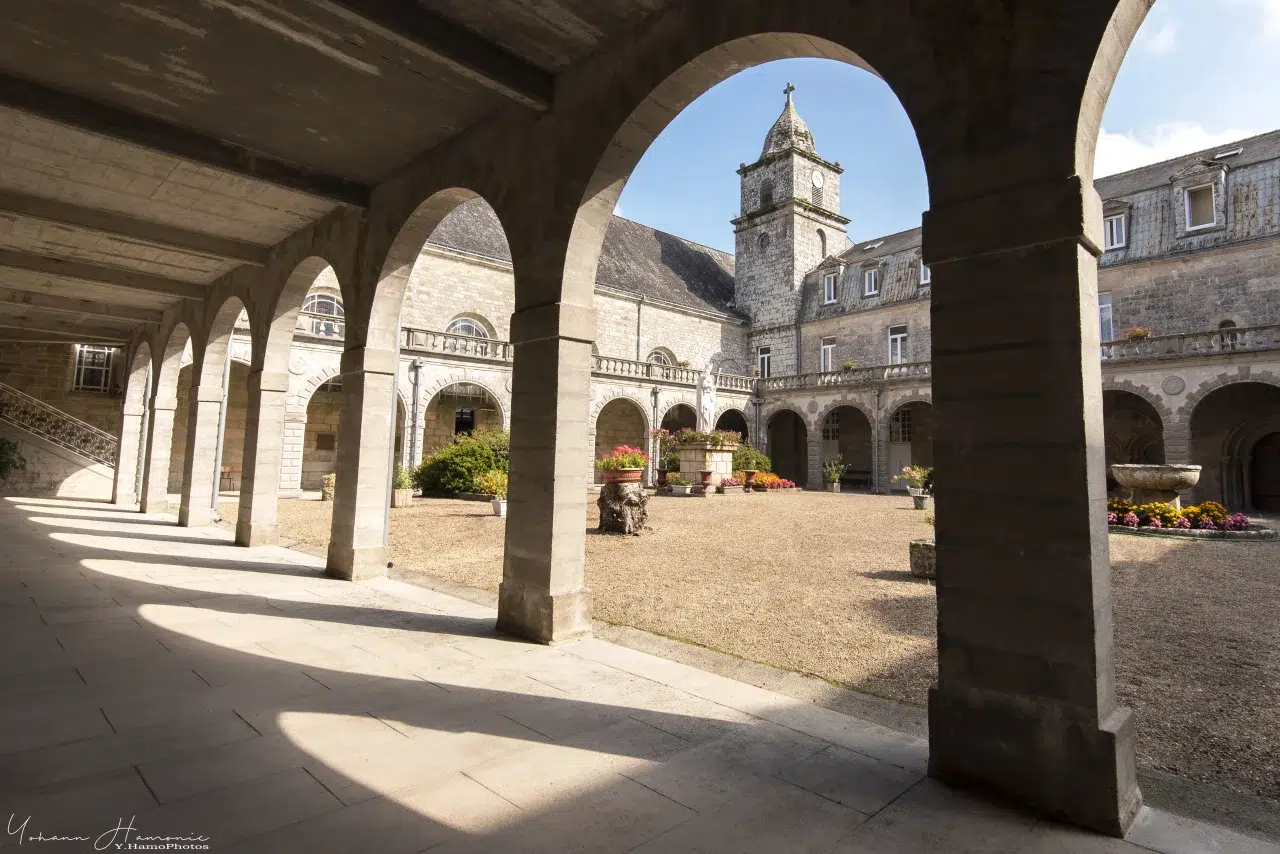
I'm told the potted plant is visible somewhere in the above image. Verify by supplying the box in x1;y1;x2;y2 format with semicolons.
667;474;694;496
476;469;508;517
391;466;414;507
595;445;648;483
892;465;932;497
321;472;336;501
840;361;856;372
656;469;669;488
823;456;848;493
1122;325;1153;340
698;469;713;488
717;476;743;495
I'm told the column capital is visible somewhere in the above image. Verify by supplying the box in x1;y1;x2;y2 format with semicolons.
194;385;223;403
340;346;397;376
922;175;1102;266
152;394;178;412
510;302;596;345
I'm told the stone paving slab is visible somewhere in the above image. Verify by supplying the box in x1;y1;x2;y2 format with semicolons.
0;496;1274;854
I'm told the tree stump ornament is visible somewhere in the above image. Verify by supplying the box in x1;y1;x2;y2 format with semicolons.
597;481;648;535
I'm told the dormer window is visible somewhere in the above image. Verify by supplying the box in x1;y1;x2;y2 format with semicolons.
823;272;837;305
1186;184;1216;230
1103;213;1127;250
863;268;880;297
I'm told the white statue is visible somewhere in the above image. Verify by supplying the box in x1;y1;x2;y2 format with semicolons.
698;369;717;430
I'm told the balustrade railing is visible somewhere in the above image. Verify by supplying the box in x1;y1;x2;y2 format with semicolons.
296;311;345;340
401;328;513;361
0;382;118;467
759;361;931;393
1101;324;1280;361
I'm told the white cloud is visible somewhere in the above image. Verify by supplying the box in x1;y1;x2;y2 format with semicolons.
1228;0;1280;39
1138;21;1178;55
1095;123;1261;177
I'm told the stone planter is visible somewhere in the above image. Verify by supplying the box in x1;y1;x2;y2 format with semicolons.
670;485;694;496
597;480;647;533
676;443;734;487
1110;464;1201;508
743;470;758;487
698;470;713;488
912;494;933;511
491;498;507;517
391;488;413;508
603;467;644;484
717;484;744;495
826;481;840;493
909;539;936;579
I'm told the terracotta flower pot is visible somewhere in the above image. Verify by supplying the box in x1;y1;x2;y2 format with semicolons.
604;468;643;484
699;470;712;487
657;470;669;487
743;470;757;485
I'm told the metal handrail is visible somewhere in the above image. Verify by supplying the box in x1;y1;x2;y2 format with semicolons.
0;382;118;467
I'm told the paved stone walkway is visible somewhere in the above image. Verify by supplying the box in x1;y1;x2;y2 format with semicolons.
0;497;1274;853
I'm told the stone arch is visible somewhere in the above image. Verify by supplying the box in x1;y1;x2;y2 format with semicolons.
270;257;344;369
713;406;750;443
419;374;509;430
814;398;876;434
590;390;652;433
1101;387;1168;489
881;393;934;492
293;364;344;417
1175;370;1280;425
1102;378;1174;425
657;399;697;432
1184;373;1280;508
592;395;650;484
765;407;809;487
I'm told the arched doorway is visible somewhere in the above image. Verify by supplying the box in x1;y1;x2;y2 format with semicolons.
423;383;502;458
820;406;872;489
715;409;749;443
594;398;648;484
885;401;933;492
1189;381;1280;508
767;409;807;487
1102;390;1165;492
299;375;406;491
661;403;696;434
1251;433;1280;512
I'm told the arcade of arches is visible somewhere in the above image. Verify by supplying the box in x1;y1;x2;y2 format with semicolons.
25;0;1266;837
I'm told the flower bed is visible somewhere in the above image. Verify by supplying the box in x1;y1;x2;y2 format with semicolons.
741;471;797;491
1105;498;1274;539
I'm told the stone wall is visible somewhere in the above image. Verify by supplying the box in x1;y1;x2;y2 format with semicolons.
401;248;514;338
799;300;931;373
301;385;343;490
421;387;502;457
0;420;114;499
0;342;123;433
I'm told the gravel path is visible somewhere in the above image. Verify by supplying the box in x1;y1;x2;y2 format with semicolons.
274;491;1279;803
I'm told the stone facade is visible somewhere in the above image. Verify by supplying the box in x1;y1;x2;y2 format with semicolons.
0;342;123;433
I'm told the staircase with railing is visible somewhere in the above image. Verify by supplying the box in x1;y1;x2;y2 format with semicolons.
0;382;118;467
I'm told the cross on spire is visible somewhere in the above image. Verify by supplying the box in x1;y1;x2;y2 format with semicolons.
783;81;796;102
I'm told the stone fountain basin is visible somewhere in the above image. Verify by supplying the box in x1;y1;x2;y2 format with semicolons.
1109;464;1201;492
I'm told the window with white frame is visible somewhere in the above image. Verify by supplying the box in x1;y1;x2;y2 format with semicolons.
863;268;879;297
72;345;116;393
819;337;836;373
889;408;912;443
920;261;931;285
822;411;840;441
1098;293;1114;343
446;317;489;338
302;292;344;337
822;272;837;304
1185;184;1216;230
647;349;673;366
1103;213;1127;250
757;346;771;378
887;325;908;365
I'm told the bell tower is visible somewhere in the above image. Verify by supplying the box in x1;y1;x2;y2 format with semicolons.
732;83;850;376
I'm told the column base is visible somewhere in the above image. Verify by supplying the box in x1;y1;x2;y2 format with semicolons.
235;522;278;548
497;582;592;645
325;543;389;581
927;686;1141;837
113;492;138;508
178;505;218;528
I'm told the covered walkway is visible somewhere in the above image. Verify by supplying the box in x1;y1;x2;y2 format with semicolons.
0;497;1271;853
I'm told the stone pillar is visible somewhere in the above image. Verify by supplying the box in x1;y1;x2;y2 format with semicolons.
924;176;1139;836
806;430;822;490
178;384;224;528
113;404;145;505
235;370;289;546
327;347;397;580
497;303;593;644
140;395;177;514
279;414;306;494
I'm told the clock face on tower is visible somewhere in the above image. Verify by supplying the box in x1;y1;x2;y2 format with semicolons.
811;169;824;189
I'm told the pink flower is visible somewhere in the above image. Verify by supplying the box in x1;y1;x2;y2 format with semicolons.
1174;517;1191;530
1107;512;1118;525
1123;512;1139;529
1148;518;1162;529
1198;518;1218;530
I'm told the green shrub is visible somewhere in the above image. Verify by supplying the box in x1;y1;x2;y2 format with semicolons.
393;466;413;489
468;426;509;470
0;437;25;482
414;441;495;494
732;444;771;473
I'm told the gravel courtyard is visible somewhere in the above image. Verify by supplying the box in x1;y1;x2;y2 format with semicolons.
274;491;1280;804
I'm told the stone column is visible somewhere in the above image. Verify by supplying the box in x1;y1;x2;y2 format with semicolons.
140;394;177;514
235;370;289;546
924;176;1139;836
279;414;306;494
497;303;593;644
177;384;224;528
327;347;397;580
806;429;822;490
113;404;145;505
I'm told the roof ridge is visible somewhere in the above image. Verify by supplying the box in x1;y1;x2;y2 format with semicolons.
1097;128;1280;182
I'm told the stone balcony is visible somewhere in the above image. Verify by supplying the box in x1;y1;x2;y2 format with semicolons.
1100;324;1280;363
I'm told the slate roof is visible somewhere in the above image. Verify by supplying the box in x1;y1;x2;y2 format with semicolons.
837;226;922;263
761;88;817;159
426;199;740;317
1096;129;1280;199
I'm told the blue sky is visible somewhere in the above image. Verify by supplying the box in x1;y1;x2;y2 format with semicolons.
616;0;1280;253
